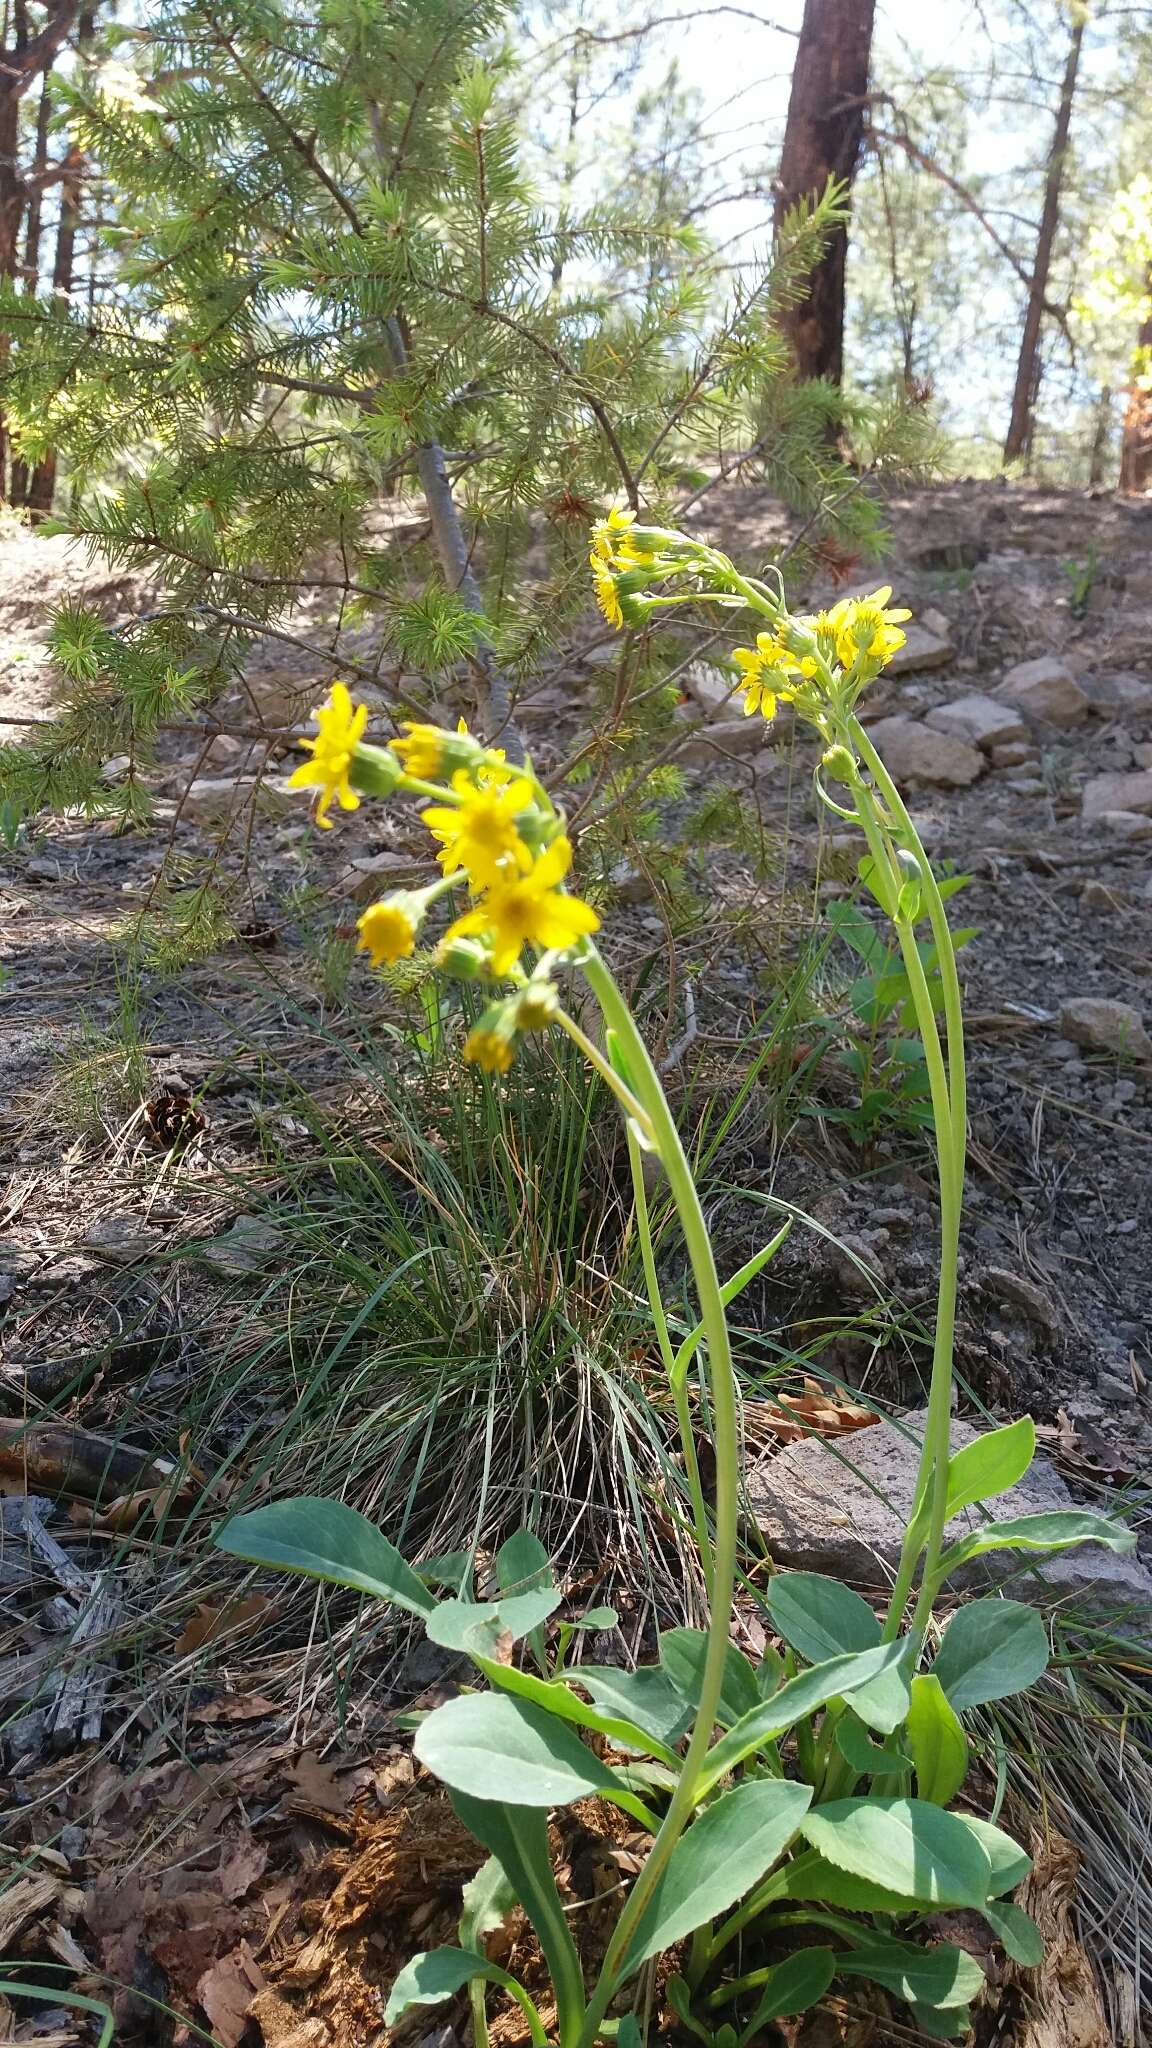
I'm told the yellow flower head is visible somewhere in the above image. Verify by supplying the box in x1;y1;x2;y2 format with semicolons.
733;633;799;718
463;1007;518;1073
422;771;537;891
592;558;624;630
288;682;368;827
828;587;912;671
395;717;493;783
590;506;635;564
357;893;421;967
446;835;600;977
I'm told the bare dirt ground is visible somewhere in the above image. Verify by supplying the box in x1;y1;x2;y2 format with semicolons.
1;481;1151;2045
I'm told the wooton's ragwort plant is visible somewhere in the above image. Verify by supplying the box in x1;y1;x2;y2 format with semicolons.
214;540;1132;2046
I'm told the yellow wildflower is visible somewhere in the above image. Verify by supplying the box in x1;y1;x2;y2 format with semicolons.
357;893;422;967
287;682;368;827
590;505;635;563
422;771;536;890
733;633;799;719
446;836;599;977
592;558;624;630
394;722;449;779
463;1020;517;1074
828;587;911;670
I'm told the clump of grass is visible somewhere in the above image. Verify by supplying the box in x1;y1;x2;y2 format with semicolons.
52;970;152;1140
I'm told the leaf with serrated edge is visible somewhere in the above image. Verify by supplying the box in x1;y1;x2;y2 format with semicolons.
621;1781;812;1973
938;1509;1135;1579
800;1798;993;1909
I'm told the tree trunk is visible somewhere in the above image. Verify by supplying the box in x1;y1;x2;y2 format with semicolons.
1003;10;1084;468
774;0;876;384
1119;281;1152;494
26;0;94;513
9;68;51;504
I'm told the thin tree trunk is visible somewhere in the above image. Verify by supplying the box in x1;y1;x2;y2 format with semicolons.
1119;288;1152;494
1003;9;1085;467
9;67;51;504
774;0;876;384
26;0;94;513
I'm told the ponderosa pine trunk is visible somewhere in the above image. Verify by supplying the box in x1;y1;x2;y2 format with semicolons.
9;68;52;504
1119;283;1152;494
774;0;876;384
26;0;94;512
1003;8;1084;468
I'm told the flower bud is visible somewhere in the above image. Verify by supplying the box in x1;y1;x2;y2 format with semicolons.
350;743;403;798
821;744;859;786
516;980;560;1032
436;934;490;981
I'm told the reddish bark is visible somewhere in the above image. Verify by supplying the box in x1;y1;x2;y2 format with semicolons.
1119;289;1152;495
1003;11;1084;467
774;0;876;384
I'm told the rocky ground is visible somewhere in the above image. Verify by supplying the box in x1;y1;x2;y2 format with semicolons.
1;478;1151;2044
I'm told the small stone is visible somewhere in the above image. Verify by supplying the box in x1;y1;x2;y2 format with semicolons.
978;1265;1059;1335
862;716;984;788
1058;996;1152;1062
1078;671;1152;717
198;1214;282;1278
1081;769;1152;820
748;1408;1152;1615
608;860;654;904
341;852;427;904
884;622;954;674
684;660;738;717
989;740;1032;769
1081;881;1127;912
82;1215;163;1263
997;656;1090;728
1095;809;1152;842
925;693;1026;751
679;714;766;762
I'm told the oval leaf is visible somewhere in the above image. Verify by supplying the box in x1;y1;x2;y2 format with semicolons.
906;1674;969;1806
384;1947;488;2025
744;1948;835;2028
701;1641;911;1791
579;1666;693;1749
930;1599;1048;1711
767;1573;881;1662
800;1797;993;1908
215;1498;433;1616
659;1628;761;1726
953;1814;1032;1896
838;1937;985;2009
425;1587;560;1652
944;1418;1035;1518
938;1510;1136;1579
984;1897;1044;1965
835;1713;911;1777
415;1691;621;1807
622;1780;813;1973
781;1852;920;1915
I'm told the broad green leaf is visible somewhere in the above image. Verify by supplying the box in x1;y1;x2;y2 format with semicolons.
938;1510;1136;1579
834;1713;911;1777
800;1797;993;1908
424;1587;560;1651
415;1692;620;1807
384;1947;488;2025
569;1606;618;1631
930;1599;1048;1711
579;1666;693;1749
838;1939;984;2010
767;1573;881;1662
741;1948;835;2036
471;1654;677;1765
906;1675;969;1806
451;1796;583;2034
458;1854;516;1950
984;1897;1044;1966
420;1549;473;1593
779;1851;920;1915
496;1529;554;1596
215;1498;433;1616
944;1418;1035;1518
621;1780;813;1974
617;2019;643;2048
910;2002;972;2039
700;1642;911;1793
953;1815;1032;1896
660;1628;761;1726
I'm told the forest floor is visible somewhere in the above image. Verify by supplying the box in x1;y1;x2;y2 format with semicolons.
1;479;1151;2047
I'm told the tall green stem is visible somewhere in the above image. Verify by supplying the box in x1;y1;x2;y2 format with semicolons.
576;947;741;2048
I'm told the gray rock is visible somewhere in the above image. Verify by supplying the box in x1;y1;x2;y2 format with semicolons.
1082;769;1152;819
684;660;739;717
179;774;295;824
748;1408;1152;1614
885;622;954;674
925;694;1026;752
988;740;1033;770
82;1214;163;1263
1078;671;1152;718
997;656;1090;728
1095;809;1152;842
1058;996;1152;1062
198;1214;283;1278
341;852;429;904
978;1265;1059;1335
863;716;984;788
679;714;767;762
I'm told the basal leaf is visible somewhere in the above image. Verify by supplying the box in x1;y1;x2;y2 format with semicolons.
621;1780;812;1974
905;1674;969;1806
384;1947;488;2025
659;1628;761;1726
938;1510;1136;1579
215;1497;433;1616
766;1573;881;1663
800;1797;993;1908
424;1586;560;1651
496;1529;554;1596
579;1666;693;1749
741;1948;835;2034
930;1599;1048;1711
700;1642;911;1792
952;1814;1031;1896
983;1897;1044;1965
838;1937;985;2009
780;1851;920;1915
416;1692;620;1807
834;1713;911;1777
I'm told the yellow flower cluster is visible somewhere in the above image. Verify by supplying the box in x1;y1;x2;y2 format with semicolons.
731;587;911;722
289;691;601;1075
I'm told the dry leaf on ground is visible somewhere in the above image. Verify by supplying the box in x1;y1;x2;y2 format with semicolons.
746;1376;881;1444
